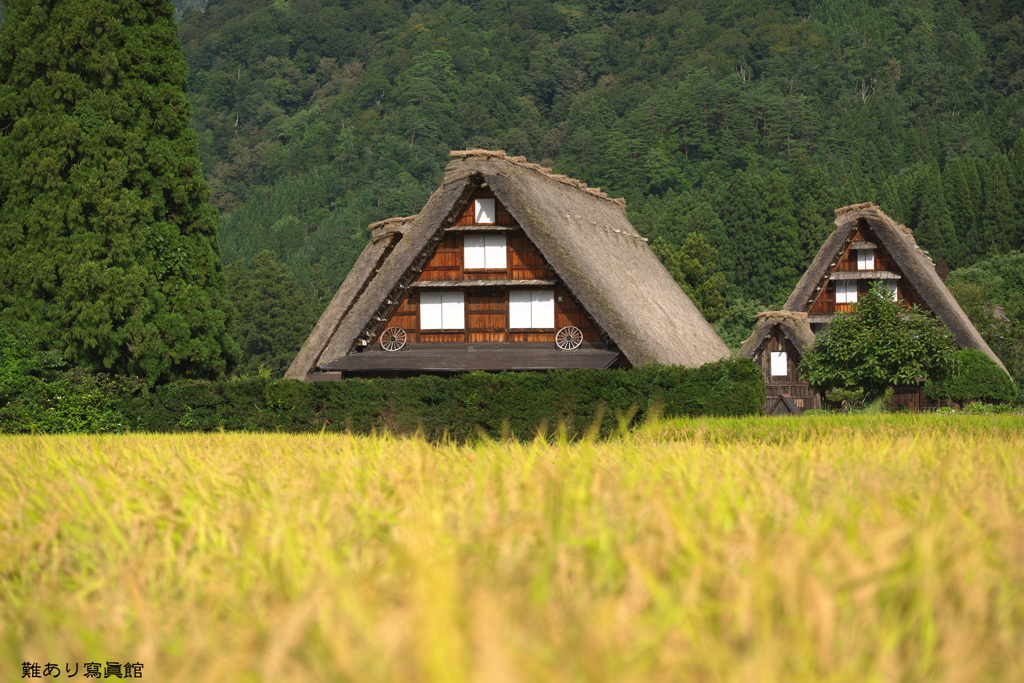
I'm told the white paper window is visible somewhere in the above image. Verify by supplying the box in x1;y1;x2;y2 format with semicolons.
857;249;875;270
509;290;555;329
475;198;496;224
836;280;858;304
770;351;788;376
420;291;465;330
885;280;899;300
464;234;506;269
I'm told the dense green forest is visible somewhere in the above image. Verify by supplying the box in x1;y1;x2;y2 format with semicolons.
164;0;1024;376
4;0;1023;379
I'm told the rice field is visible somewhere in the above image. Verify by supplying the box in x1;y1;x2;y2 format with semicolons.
3;414;1024;682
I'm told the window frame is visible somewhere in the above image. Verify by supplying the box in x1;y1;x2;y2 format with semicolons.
770;351;788;377
835;280;858;304
474;198;496;225
856;248;875;271
419;291;466;331
463;233;507;271
509;289;556;330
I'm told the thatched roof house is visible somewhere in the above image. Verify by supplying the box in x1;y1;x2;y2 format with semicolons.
783;201;1006;373
286;150;730;380
737;311;821;412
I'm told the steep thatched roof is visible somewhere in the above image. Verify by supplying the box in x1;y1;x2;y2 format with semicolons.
783;202;1007;373
737;311;817;360
285;151;729;379
285;220;410;380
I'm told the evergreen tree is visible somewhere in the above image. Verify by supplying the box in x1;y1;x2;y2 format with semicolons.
946;158;977;266
762;170;803;306
960;157;987;265
713;168;766;301
0;0;236;383
1009;132;1024;251
916;161;957;266
789;155;835;264
225;251;315;379
980;157;1015;257
650;189;696;246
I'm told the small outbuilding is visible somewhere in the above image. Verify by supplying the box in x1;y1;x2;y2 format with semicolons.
738;311;820;413
286;150;730;381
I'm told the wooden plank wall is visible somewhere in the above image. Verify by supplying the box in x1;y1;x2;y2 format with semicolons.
379;285;601;344
809;223;926;315
758;330;821;411
376;189;602;345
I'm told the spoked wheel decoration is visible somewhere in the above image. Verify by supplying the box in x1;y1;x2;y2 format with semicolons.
555;326;583;351
380;327;407;352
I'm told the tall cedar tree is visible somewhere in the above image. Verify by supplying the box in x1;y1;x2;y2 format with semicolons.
0;0;236;383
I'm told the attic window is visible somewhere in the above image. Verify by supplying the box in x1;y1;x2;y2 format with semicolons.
420;292;465;330
475;198;496;224
509;290;555;329
836;280;858;304
464;234;507;269
770;352;788;376
856;249;875;270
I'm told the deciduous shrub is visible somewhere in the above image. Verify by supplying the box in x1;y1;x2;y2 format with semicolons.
924;348;1015;405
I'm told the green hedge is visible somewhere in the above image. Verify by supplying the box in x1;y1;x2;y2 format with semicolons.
924;349;1016;405
116;360;764;440
0;359;763;439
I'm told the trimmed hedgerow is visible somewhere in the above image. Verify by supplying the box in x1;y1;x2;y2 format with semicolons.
111;360;764;440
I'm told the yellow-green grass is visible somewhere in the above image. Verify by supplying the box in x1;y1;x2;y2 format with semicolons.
3;415;1024;682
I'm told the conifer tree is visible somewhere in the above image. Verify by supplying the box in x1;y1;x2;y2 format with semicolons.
762;170;803;305
981;157;1015;257
0;0;236;382
916;161;957;266
789;155;835;263
946;159;976;265
225;251;314;378
1009;132;1024;250
713;169;767;301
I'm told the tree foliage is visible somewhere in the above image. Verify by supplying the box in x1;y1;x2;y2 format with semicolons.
0;0;237;383
225;251;315;379
799;282;960;399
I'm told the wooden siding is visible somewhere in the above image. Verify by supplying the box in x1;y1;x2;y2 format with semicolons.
808;223;926;315
754;329;821;413
378;285;601;346
509;231;555;280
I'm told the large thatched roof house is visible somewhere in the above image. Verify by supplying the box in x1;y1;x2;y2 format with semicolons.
740;201;1006;411
286;150;730;380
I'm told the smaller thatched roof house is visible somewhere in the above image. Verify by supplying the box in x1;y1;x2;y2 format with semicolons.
738;311;821;412
286;150;730;380
783;201;1005;373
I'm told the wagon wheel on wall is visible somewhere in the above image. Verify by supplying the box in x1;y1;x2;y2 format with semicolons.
555;326;583;351
380;327;407;352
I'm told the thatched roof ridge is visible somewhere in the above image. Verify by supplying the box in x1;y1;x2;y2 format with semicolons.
449;148;625;205
738;311;816;360
291;153;730;375
784;202;1007;373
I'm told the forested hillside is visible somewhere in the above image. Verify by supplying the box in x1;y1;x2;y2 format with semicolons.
176;0;1024;375
22;0;1024;376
